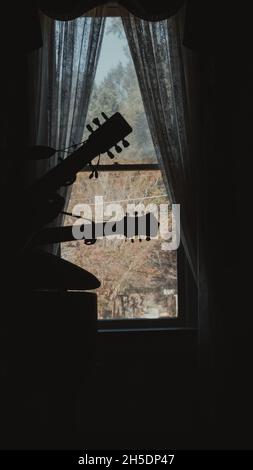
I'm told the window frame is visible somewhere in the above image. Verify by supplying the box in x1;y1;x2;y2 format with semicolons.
80;164;197;330
70;12;197;330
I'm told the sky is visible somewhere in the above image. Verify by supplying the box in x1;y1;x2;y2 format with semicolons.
95;18;128;84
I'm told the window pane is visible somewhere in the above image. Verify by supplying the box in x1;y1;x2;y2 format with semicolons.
62;171;178;319
84;17;157;164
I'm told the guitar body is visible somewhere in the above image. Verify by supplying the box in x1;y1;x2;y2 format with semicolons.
18;250;101;290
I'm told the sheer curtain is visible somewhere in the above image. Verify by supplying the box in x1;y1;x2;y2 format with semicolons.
28;8;105;251
122;10;197;282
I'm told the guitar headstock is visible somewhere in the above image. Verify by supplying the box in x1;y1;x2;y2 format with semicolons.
109;212;160;241
85;112;132;160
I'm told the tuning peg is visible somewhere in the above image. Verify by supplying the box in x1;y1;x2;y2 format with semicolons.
86;124;93;133
101;112;109;121
93;117;101;127
115;144;122;153
122;139;130;148
107;150;114;159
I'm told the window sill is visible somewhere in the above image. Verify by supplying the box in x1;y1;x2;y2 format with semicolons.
98;326;197;333
97;318;197;334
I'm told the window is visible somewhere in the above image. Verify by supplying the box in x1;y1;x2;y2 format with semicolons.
61;17;180;323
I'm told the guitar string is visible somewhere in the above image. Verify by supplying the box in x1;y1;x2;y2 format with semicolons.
55;139;87;153
62;194;168;223
72;194;168;206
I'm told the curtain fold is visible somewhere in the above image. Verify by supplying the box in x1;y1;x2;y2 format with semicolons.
122;11;197;282
29;8;105;252
39;1;186;22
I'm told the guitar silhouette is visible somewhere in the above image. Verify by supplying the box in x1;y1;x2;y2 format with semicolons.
31;213;159;246
16;112;133;251
25;112;132;200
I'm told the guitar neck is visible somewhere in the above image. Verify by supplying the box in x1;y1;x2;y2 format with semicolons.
31;213;156;246
25;112;133;201
31;224;106;245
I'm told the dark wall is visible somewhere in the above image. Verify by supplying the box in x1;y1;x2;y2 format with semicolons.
78;329;198;449
0;292;97;450
192;2;253;449
0;290;198;450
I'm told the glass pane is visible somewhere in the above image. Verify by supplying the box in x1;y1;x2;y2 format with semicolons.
62;171;178;319
84;17;157;164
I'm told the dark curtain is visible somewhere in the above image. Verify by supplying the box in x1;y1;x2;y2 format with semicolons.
0;2;187;54
183;0;253;448
2;1;237;54
38;0;186;21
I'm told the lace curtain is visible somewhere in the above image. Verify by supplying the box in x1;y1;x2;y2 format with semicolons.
28;8;105;252
31;8;105;159
122;12;197;282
